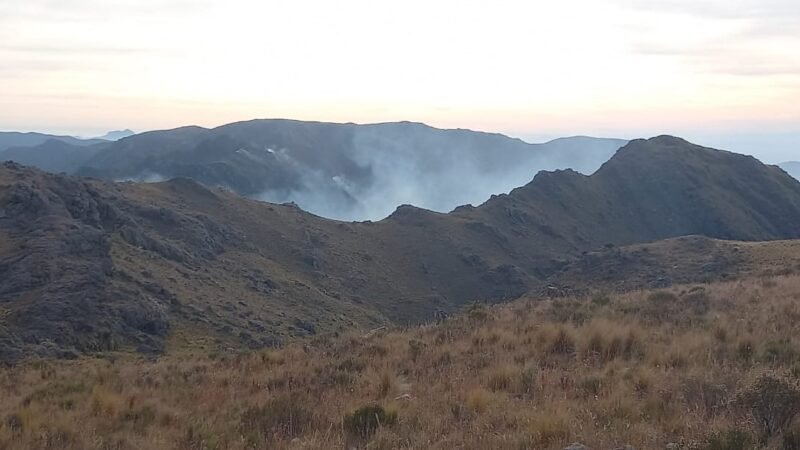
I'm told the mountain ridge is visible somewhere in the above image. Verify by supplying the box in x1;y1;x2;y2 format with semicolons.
0;131;106;152
74;119;628;220
1;120;628;221
1;136;800;362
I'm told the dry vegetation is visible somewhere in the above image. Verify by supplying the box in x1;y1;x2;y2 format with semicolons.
3;275;800;449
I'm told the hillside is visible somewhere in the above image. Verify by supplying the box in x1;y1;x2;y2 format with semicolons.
2;136;800;362
74;120;626;220
0;140;110;174
3;272;800;449
0;132;105;152
464;136;800;247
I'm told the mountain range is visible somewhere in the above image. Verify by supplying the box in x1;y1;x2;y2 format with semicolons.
1;135;799;362
0;130;137;175
0;131;107;152
3;120;626;221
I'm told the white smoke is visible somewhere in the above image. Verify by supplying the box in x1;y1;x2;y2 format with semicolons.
115;172;167;183
255;125;627;221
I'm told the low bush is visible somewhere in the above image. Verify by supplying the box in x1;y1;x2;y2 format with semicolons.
736;374;800;438
704;429;753;450
343;405;397;439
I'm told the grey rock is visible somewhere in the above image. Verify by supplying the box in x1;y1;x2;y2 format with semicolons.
565;444;590;450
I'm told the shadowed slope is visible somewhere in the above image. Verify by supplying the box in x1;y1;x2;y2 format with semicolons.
1;136;799;361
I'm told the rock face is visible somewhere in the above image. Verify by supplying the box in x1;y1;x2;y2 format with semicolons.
1;136;800;362
0;162;236;361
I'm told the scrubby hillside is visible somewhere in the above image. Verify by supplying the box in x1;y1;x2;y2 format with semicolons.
2;136;800;362
2;273;800;449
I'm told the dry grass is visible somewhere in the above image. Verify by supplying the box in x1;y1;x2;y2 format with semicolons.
3;275;800;449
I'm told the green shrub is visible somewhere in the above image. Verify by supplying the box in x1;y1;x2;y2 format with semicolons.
704;429;753;450
344;405;397;438
736;374;800;438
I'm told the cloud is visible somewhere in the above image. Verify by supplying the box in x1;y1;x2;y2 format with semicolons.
0;45;152;55
632;42;800;77
620;0;800;78
618;0;800;20
0;0;213;23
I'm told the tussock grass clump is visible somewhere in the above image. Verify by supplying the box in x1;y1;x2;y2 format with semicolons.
239;394;313;440
485;365;516;392
465;388;493;413
520;408;573;448
549;328;577;356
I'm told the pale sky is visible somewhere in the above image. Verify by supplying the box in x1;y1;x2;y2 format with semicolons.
1;0;798;162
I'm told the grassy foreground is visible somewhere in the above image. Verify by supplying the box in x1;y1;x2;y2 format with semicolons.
2;276;800;449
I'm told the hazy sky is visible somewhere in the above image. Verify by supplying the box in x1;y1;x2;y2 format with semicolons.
1;0;798;162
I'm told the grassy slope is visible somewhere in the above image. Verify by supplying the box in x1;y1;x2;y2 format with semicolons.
2;268;800;449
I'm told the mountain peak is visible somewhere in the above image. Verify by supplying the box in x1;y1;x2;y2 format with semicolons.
96;129;136;141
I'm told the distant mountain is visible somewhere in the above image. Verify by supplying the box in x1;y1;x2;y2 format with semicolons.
0;139;110;173
95;129;136;141
76;119;627;220
0;131;105;152
780;161;800;180
2;136;799;361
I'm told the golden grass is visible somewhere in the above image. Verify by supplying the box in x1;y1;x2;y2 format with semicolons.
2;275;800;449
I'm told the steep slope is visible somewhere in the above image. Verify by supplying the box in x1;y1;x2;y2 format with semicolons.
2;136;800;362
461;136;800;251
781;161;800;180
76;119;626;220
